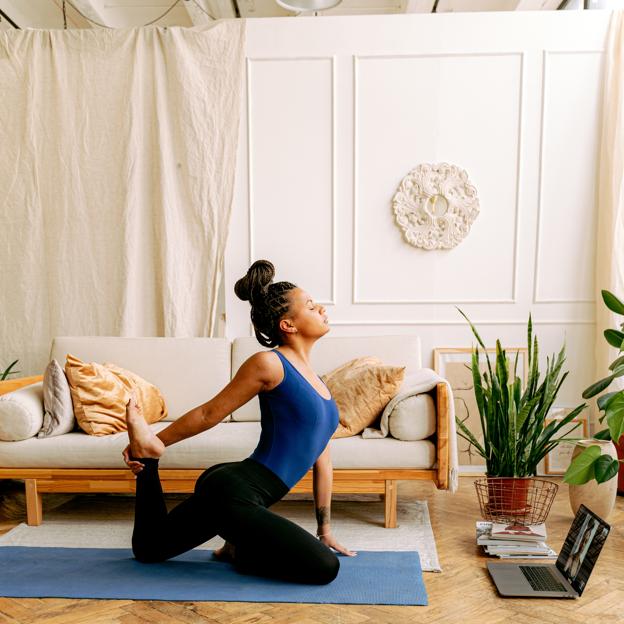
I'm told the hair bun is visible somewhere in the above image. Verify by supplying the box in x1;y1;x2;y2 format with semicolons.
234;259;275;304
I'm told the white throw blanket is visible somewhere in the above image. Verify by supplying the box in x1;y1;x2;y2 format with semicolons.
362;368;459;493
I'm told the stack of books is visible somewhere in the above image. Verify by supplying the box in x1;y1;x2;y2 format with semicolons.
476;520;557;559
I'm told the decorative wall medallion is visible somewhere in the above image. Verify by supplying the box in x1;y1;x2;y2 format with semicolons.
392;163;480;250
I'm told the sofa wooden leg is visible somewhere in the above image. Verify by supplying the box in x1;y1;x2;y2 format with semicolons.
25;479;43;526
384;479;397;528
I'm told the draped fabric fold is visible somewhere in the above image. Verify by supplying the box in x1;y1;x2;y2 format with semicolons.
0;21;246;376
596;10;624;402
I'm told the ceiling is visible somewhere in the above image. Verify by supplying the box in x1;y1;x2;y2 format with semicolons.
0;0;592;29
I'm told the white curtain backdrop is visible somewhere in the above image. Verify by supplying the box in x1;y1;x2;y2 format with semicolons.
596;10;624;395
0;21;246;376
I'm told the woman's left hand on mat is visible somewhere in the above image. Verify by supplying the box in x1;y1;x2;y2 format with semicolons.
319;533;357;557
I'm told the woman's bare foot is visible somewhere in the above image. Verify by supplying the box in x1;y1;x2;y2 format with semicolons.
213;541;236;563
126;391;165;460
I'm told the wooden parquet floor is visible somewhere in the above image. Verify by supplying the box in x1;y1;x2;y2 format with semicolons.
0;476;622;624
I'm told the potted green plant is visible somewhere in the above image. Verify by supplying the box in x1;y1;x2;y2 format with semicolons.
456;310;586;521
563;289;624;515
1;360;20;381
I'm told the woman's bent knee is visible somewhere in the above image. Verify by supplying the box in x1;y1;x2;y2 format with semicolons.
132;542;166;564
325;554;341;584
312;552;340;585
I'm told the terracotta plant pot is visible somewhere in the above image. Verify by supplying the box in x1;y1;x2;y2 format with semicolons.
487;477;530;516
569;439;618;520
476;476;558;525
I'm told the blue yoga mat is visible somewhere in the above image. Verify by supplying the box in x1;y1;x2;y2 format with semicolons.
0;546;427;605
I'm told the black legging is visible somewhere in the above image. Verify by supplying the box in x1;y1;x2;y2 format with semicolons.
131;456;340;585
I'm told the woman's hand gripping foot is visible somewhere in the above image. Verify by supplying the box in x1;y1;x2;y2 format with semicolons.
121;390;165;475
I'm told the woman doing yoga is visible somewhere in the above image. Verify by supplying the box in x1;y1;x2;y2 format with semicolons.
121;259;356;585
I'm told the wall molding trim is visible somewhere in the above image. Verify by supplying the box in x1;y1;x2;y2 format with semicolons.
246;56;338;305
532;49;604;305
351;51;525;305
326;318;596;326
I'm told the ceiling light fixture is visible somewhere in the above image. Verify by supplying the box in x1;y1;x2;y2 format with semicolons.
275;0;343;12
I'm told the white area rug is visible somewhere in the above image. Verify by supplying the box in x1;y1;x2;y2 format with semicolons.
0;493;441;572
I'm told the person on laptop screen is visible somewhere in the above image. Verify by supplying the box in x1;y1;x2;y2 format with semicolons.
562;517;598;580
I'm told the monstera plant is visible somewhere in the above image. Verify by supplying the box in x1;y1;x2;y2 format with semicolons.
564;290;624;486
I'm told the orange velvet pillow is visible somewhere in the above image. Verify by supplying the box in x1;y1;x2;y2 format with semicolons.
64;354;168;436
322;356;405;438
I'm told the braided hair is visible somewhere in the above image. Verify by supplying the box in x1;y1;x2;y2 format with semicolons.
234;260;297;348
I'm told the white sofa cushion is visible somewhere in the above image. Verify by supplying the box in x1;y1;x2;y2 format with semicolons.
49;337;231;422
388;393;436;441
0;382;45;441
230;335;423;422
0;421;435;470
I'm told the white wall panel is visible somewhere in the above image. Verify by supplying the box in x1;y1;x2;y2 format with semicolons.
354;53;522;303
534;50;604;304
247;57;335;303
224;12;610;437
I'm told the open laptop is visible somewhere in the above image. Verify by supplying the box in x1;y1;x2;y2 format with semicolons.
487;504;610;598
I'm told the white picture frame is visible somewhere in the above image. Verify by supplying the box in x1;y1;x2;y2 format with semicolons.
542;409;589;476
433;347;528;474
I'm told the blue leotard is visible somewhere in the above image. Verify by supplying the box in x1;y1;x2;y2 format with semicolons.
248;349;339;489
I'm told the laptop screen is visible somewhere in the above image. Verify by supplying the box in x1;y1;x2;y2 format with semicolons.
556;504;610;595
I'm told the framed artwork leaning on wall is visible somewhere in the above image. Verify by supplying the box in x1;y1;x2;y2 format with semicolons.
433;347;528;474
542;408;590;476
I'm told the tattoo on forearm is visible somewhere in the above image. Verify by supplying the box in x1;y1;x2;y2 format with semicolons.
316;505;330;526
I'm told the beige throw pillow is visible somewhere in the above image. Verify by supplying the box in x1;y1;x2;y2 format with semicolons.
38;359;75;438
322;356;405;438
64;354;168;436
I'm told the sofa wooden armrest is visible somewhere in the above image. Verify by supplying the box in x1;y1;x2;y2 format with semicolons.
0;375;44;396
436;382;450;490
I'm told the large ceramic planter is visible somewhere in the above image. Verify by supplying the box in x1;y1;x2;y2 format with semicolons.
569;439;618;520
617;436;624;496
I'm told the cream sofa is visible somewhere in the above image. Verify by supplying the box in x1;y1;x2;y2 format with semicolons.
0;335;451;528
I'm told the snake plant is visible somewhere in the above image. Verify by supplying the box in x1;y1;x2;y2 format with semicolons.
455;310;586;477
1;360;20;381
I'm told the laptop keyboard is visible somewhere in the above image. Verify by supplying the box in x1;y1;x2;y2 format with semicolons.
520;566;567;592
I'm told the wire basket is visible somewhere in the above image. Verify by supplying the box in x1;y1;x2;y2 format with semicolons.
474;477;559;526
